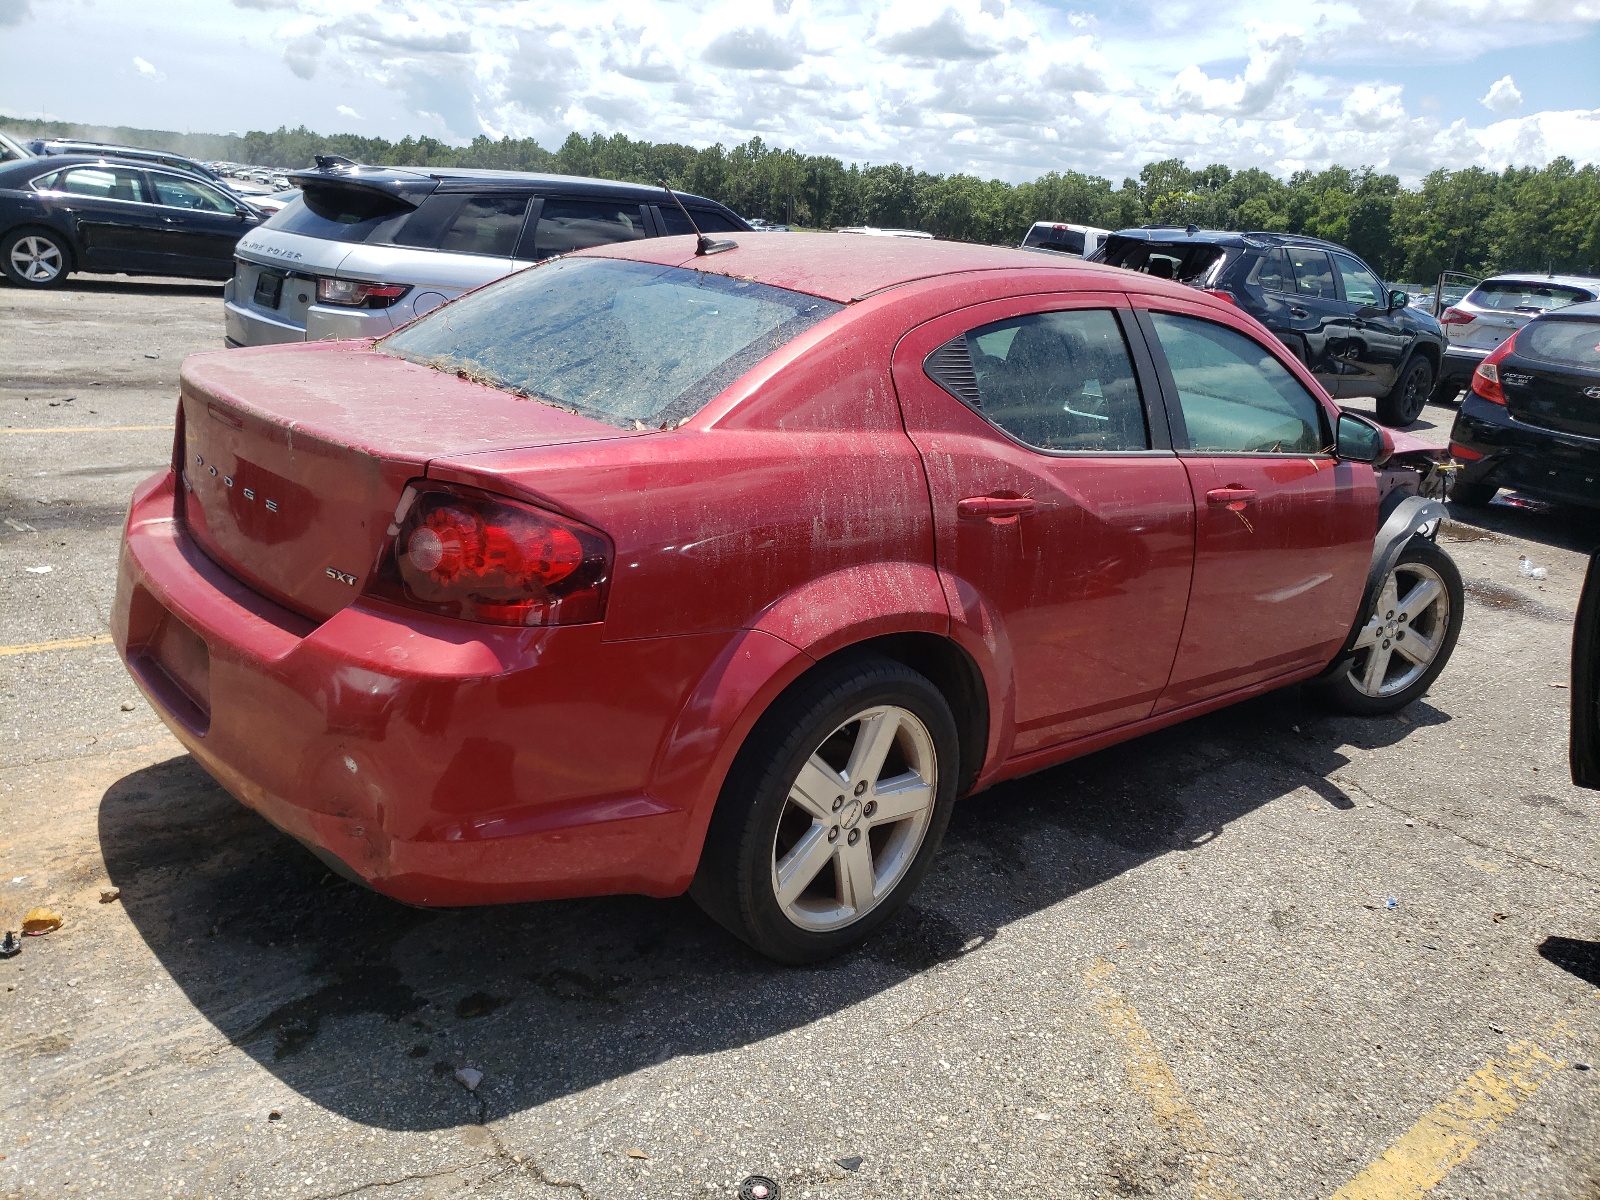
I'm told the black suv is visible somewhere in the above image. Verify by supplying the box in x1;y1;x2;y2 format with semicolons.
1092;228;1448;425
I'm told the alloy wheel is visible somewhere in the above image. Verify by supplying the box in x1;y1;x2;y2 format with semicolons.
770;704;938;932
10;236;64;283
1348;561;1451;697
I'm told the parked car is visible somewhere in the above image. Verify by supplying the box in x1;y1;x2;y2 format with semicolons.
0;154;263;287
1020;221;1110;258
247;188;301;217
1092;229;1448;426
1447;299;1600;508
0;130;31;163
224;160;750;347
1433;273;1600;403
113;234;1460;963
26;139;240;192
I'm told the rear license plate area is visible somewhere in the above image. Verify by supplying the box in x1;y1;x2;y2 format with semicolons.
254;269;285;310
129;598;211;734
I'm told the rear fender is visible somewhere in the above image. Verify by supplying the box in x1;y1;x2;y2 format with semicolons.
1329;494;1447;665
650;561;972;889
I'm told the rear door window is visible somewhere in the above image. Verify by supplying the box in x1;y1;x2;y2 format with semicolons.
1286;249;1336;299
656;205;744;236
1248;247;1291;292
925;309;1149;452
396;194;531;256
55;166;149;204
1149;312;1326;453
532;198;650;259
1332;252;1384;307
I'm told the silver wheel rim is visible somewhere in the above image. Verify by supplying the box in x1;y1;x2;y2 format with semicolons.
1348;561;1450;697
10;236;63;283
771;704;938;932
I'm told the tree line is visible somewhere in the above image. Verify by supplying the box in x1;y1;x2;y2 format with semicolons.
6;117;1598;280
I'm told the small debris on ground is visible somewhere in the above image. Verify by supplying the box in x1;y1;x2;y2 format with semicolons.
1405;818;1415;827
1;931;20;958
4;518;36;533
738;1177;780;1200
1384;897;1399;909
268;1109;282;1121
1492;911;1507;922
625;1147;648;1160
120;701;136;711
99;887;121;904
144;352;160;359
454;1066;483;1091
22;908;62;935
1518;555;1548;580
25;565;52;574
836;1156;864;1171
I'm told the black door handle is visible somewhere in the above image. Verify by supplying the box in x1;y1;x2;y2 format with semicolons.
1290;306;1310;318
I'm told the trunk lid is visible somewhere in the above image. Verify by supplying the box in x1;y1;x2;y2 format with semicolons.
1503;315;1600;440
179;341;634;621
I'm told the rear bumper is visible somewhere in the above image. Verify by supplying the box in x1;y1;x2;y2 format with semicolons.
1449;392;1600;508
223;300;399;348
1439;346;1488;387
112;470;734;905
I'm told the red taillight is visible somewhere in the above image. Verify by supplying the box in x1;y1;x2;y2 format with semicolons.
1203;288;1238;307
316;278;411;308
1470;333;1519;406
1448;441;1484;461
366;483;611;626
1440;307;1476;326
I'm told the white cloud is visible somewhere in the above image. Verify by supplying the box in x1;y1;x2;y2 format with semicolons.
133;56;164;81
1481;74;1523;114
336;104;361;119
0;0;32;27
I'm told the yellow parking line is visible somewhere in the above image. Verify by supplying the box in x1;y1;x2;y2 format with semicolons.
2;426;174;434
1329;1036;1567;1200
0;634;115;658
1084;959;1242;1200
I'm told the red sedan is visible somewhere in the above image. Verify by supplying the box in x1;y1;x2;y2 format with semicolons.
113;234;1462;962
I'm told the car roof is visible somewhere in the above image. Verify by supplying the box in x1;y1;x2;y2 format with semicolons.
1473;273;1600;291
584;230;1155;304
1106;227;1358;255
2;152;213;177
287;162;730;209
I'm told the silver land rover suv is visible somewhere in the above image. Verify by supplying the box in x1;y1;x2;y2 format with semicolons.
224;158;750;347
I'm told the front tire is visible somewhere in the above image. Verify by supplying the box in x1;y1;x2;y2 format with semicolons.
1375;356;1434;426
691;656;959;964
1317;538;1463;715
2;227;71;288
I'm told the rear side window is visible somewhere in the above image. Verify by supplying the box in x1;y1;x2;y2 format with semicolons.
1286;249;1335;299
657;206;745;236
378;258;842;428
264;184;414;244
1247;247;1291;292
396;194;531;256
925;310;1148;452
55;166;147;203
1517;319;1600;369
533;198;649;259
1022;226;1086;255
1149;312;1325;454
1468;281;1594;313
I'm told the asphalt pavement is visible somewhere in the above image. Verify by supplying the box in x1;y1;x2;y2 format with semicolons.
2;277;1597;1200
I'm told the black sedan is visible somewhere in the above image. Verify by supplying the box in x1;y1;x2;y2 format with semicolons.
1448;299;1600;508
0;154;262;287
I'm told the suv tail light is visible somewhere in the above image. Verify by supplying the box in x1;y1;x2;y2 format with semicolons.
1202;288;1238;307
366;482;611;626
1470;333;1519;406
316;278;411;308
1440;307;1476;325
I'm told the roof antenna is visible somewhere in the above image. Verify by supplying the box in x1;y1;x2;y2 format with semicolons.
657;177;737;256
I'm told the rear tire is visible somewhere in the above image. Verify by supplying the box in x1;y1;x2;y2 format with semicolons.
1375;356;1433;426
1316;538;1463;716
1449;477;1497;507
2;226;71;288
691;656;959;964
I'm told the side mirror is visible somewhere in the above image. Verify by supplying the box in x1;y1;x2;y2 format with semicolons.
234;205;252;219
1389;289;1410;311
1336;411;1392;465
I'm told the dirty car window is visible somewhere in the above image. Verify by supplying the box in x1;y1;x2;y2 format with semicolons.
378;258;841;428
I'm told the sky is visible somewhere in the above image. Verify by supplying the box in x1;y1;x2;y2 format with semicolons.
1;0;1598;183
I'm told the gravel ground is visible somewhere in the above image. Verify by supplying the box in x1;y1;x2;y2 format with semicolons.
2;275;1597;1200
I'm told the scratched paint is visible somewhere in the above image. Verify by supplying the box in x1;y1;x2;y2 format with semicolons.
1329;1036;1568;1200
1083;959;1243;1200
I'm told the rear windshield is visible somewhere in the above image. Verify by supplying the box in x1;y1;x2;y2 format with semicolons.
1098;239;1226;283
1023;226;1086;254
263;184;416;244
1468;280;1594;313
1517;318;1600;369
378;257;842;428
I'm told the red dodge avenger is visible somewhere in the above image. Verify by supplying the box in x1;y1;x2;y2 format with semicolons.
113;233;1462;962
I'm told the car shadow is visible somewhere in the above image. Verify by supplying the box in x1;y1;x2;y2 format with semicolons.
1445;495;1600;558
53;276;224;299
99;687;1444;1131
